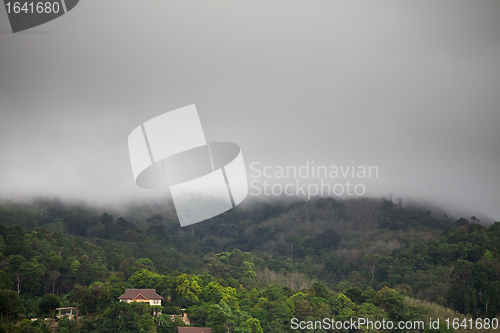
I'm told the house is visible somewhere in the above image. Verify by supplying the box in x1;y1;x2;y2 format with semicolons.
177;328;212;333
55;307;78;319
117;289;164;306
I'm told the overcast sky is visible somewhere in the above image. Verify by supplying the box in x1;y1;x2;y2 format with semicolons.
0;0;499;221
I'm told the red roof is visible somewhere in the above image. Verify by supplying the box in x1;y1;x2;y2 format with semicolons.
177;328;212;333
117;289;164;300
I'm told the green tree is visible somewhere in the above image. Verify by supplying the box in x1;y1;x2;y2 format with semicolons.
319;228;341;249
207;301;235;333
129;269;161;289
293;299;312;321
345;287;365;304
0;289;24;324
246;318;264;333
373;286;406;321
176;274;201;306
38;293;60;316
154;314;176;333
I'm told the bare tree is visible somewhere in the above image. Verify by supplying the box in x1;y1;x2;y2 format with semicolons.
49;270;61;294
13;272;21;294
363;254;382;279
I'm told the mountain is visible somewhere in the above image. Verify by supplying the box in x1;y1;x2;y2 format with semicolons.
0;197;498;332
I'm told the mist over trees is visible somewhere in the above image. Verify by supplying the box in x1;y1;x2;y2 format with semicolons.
0;196;499;332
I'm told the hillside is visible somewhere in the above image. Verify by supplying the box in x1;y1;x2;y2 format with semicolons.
0;197;499;332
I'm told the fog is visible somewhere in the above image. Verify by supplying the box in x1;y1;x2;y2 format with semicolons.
0;0;499;221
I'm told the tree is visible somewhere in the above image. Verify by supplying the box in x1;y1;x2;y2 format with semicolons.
455;218;469;227
131;302;157;333
69;260;80;274
154;314;176;333
69;283;112;316
129;258;157;275
0;289;24;324
100;212;113;225
238;261;256;281
246;318;264;333
203;254;226;278
363;254;382;279
293;299;312;320
7;254;27;294
471;216;480;224
38;293;60;316
129;269;161;289
176;274;201;306
94;301;157;332
147;214;165;225
345;287;365;304
21;259;46;295
373;286;406;321
310;281;331;300
383;256;400;283
319;228;341;249
207;301;235;333
49;270;60;294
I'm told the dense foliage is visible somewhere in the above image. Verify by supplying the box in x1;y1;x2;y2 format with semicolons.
0;197;498;332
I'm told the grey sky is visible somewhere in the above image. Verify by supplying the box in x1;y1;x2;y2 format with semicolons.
0;0;499;220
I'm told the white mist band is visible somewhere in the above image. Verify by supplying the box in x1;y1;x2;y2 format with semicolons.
128;105;248;227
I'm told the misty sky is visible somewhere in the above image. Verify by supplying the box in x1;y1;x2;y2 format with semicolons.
0;0;499;220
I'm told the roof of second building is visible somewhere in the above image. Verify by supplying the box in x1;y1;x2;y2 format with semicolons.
117;289;164;300
177;328;213;333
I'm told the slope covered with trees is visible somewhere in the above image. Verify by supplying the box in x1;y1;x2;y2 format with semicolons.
0;197;498;332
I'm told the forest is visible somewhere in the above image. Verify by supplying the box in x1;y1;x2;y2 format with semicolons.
0;196;499;332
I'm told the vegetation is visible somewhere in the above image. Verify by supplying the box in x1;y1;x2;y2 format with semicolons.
0;197;498;332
